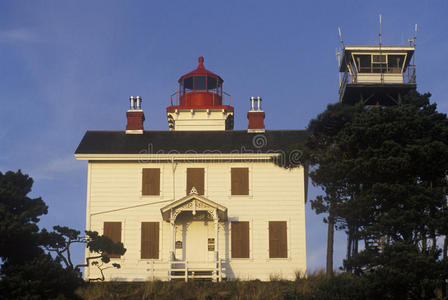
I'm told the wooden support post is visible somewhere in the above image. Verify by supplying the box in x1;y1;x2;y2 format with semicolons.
214;211;219;282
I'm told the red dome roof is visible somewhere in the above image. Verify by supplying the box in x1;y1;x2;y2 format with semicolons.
178;56;223;82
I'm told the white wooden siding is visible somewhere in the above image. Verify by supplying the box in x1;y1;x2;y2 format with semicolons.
85;160;306;281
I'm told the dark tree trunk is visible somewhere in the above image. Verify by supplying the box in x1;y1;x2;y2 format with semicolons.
326;214;334;278
346;225;353;273
346;228;352;260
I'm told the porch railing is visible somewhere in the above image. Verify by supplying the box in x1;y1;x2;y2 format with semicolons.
168;259;225;282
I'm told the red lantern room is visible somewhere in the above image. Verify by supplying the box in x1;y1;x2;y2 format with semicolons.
180;56;222;107
167;57;234;131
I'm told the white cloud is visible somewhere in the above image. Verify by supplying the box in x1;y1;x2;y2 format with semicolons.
0;28;37;43
30;155;85;181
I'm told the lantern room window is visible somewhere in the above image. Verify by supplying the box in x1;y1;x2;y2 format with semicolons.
207;77;217;90
194;76;206;90
183;77;193;92
182;76;222;94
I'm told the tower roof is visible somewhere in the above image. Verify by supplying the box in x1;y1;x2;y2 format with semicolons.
178;56;223;82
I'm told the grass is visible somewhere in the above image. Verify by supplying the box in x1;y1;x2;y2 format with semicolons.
75;269;448;300
75;270;338;300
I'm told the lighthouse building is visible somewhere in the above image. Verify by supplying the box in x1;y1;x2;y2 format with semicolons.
75;57;307;281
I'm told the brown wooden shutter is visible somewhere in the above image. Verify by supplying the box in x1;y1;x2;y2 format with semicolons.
104;222;122;258
141;222;159;259
231;221;249;258
231;168;249;195
269;221;287;258
186;168;204;195
142;168;160;196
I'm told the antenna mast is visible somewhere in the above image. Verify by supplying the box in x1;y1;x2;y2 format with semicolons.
379;14;382;47
338;27;344;49
337;27;344;88
409;23;417;47
336;49;341;87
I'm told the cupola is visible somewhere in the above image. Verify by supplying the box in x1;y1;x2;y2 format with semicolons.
167;57;234;131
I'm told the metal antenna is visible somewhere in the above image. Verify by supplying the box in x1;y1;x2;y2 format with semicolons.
379;14;383;83
338;27;344;49
409;23;417;47
379;14;382;47
336;49;341;87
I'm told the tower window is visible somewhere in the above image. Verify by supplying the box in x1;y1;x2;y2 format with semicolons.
354;55;371;73
388;55;405;73
372;55;386;63
193;76;206;90
184;77;193;91
207;76;217;90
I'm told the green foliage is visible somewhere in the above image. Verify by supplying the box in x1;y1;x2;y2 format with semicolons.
0;170;48;264
85;230;126;263
0;169;127;298
306;91;448;296
358;242;442;300
0;255;83;300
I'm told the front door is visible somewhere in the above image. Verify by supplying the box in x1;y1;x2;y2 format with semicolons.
185;221;208;262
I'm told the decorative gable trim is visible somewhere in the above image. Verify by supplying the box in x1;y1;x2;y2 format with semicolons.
160;190;227;222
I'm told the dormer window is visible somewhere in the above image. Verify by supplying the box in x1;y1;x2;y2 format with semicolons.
193;76;206;90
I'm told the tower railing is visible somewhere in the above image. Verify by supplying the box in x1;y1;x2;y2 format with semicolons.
339;64;416;102
169;91;231;107
405;64;416;84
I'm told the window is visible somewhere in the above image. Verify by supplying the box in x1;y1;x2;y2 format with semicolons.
372;55;387;73
142;168;160;196
184;77;193;91
354;54;371;73
388;54;405;73
231;221;249;258
269;221;287;258
103;222;122;258
141;222;159;259
186;168;204;195
207;76;217;90
193;76;206;90
231;168;249;195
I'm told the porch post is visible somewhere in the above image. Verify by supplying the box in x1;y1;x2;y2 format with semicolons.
214;209;219;282
170;220;175;260
214;209;219;260
170;208;176;262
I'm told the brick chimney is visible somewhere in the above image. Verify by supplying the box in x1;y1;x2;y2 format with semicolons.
247;96;265;133
126;96;145;134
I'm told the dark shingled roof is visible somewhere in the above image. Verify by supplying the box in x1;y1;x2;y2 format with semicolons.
75;130;308;155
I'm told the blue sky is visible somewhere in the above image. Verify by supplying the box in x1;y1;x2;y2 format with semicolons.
1;0;447;273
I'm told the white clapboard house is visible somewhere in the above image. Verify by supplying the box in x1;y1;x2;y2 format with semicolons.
75;57;307;281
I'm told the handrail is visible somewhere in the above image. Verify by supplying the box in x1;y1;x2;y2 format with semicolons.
169;91;232;107
223;91;231;106
169;259;225;282
405;64;416;83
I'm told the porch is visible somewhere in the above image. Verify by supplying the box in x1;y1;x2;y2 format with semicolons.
161;187;228;282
